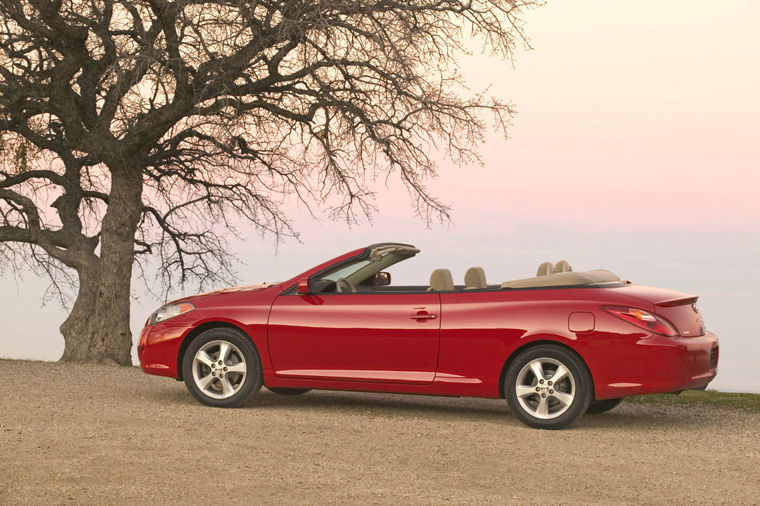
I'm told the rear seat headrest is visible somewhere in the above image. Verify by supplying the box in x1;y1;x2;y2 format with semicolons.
555;260;572;273
536;261;555;276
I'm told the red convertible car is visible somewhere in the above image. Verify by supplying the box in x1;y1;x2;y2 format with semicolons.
138;242;719;429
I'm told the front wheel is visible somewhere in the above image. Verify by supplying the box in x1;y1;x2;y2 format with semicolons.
182;327;263;408
505;345;592;429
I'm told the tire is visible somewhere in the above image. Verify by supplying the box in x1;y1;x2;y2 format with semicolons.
182;327;263;408
268;387;312;395
586;397;624;414
504;344;592;430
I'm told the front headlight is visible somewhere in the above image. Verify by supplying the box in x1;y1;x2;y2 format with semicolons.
149;302;195;325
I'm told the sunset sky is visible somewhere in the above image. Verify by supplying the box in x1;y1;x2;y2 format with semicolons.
2;0;758;392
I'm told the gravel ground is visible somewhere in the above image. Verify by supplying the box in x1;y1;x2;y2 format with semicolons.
1;359;758;505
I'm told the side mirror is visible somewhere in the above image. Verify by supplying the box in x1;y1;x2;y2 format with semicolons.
296;277;310;295
373;271;391;286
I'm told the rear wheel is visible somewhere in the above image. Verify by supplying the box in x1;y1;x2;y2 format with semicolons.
586;397;624;414
268;387;311;395
505;345;592;429
182;327;263;407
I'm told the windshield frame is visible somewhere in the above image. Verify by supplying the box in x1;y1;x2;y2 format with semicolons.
280;243;420;295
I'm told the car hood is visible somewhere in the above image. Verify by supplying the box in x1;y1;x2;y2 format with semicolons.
151;283;281;318
195;283;280;297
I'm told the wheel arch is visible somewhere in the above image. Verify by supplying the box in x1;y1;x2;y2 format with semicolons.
176;321;251;381
497;339;595;399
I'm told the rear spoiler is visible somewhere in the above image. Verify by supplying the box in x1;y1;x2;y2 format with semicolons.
655;295;698;307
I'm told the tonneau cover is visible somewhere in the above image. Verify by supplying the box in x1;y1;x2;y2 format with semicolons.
501;269;621;289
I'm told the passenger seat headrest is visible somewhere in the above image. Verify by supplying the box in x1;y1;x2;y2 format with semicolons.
429;268;454;291
536;261;555;276
464;267;487;289
555;260;572;273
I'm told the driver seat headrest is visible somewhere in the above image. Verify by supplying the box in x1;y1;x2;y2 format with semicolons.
464;267;487;289
429;269;454;291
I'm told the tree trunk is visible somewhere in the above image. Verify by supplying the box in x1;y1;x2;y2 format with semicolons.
60;165;143;365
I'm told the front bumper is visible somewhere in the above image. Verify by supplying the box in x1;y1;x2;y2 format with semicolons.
137;323;185;378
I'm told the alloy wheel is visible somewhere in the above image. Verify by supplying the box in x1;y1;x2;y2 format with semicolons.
191;340;247;399
514;357;576;420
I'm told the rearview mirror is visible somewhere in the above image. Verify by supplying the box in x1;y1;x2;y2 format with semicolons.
296;277;310;295
373;271;391;286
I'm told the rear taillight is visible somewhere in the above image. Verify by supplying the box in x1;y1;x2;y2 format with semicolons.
603;306;679;337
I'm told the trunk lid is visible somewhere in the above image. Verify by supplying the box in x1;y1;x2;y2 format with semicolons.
605;284;705;337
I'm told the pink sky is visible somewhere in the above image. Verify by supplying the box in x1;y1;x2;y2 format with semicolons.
2;0;759;392
413;0;760;227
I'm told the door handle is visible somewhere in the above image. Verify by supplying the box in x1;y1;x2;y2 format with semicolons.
410;313;437;320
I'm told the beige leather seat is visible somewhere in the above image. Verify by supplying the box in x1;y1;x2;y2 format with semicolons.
464;267;487;289
555;260;572;272
429;268;454;291
536;261;555;276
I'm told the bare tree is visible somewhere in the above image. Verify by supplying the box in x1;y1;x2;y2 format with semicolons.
0;0;537;364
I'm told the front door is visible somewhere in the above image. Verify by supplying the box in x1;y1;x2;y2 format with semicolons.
267;292;440;384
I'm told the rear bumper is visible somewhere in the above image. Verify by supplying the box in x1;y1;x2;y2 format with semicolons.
595;331;719;399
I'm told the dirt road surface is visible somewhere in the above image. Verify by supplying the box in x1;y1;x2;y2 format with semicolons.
1;359;758;504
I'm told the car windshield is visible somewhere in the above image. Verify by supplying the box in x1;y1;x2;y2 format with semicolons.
321;260;373;282
310;248;419;293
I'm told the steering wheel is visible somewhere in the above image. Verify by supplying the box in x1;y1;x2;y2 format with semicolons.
335;277;357;293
